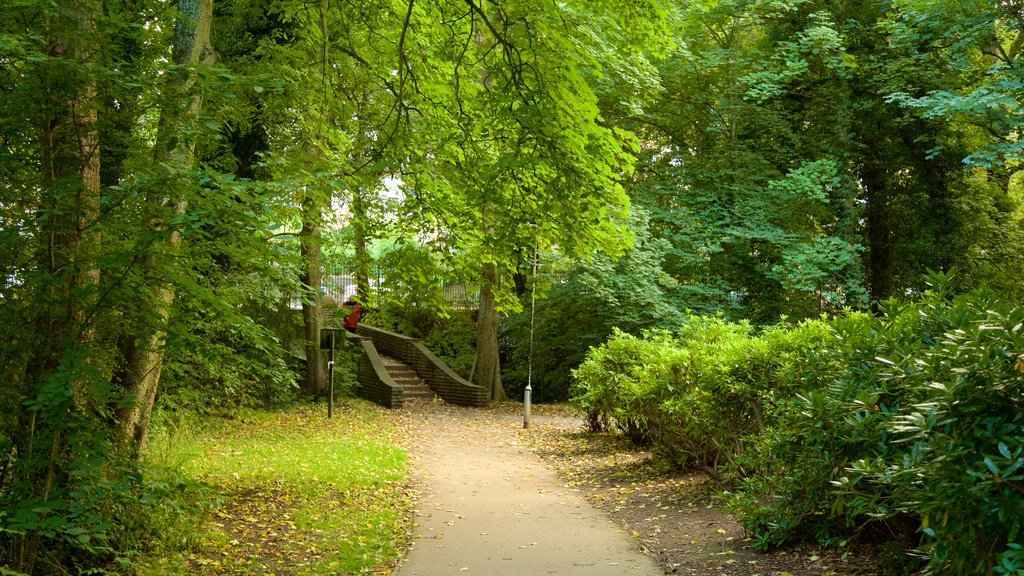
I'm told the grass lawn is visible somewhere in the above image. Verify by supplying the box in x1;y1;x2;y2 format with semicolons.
138;400;410;575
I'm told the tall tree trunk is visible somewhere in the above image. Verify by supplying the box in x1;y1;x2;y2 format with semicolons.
471;0;504;402
352;184;372;301
300;190;326;394
476;261;505;401
70;22;101;342
17;2;103;571
120;0;216;456
30;0;103;379
297;0;333;396
862;163;893;303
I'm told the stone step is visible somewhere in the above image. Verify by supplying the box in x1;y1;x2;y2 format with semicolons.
404;385;436;399
381;356;436;401
387;370;421;381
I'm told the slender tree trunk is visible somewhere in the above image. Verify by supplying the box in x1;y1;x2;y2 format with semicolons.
70;14;102;341
120;0;215;456
29;0;102;418
471;0;504;401
297;0;333;396
862;163;893;303
30;0;103;377
352;184;372;301
300;190;326;394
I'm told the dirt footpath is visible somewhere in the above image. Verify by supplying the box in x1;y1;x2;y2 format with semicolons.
393;402;664;576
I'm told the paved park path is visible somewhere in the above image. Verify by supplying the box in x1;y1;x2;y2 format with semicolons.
393;402;665;576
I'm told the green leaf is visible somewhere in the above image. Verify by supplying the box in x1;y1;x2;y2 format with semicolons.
985;457;1000;476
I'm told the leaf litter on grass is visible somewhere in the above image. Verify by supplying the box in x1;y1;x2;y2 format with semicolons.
145;401;414;576
147;399;876;576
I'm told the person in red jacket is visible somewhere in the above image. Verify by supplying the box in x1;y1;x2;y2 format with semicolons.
342;294;362;333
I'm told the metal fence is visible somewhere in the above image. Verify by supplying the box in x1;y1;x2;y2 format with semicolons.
320;266;479;309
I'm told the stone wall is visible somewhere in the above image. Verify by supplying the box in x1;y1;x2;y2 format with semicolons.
355;324;489;407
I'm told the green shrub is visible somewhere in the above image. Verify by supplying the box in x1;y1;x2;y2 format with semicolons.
732;273;1024;575
570;328;682;443
568;271;1024;573
663;316;831;478
727;309;901;550
570;315;830;479
154;264;301;416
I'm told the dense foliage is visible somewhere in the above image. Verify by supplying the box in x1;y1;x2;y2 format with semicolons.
571;315;831;476
1;0;1022;572
507;0;1023;408
734;278;1024;575
500;208;686;402
608;0;1024;319
571;274;1024;574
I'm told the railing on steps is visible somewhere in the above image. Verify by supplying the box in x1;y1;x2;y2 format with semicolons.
344;331;405;409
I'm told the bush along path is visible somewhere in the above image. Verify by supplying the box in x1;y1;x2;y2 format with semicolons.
568;276;1024;574
392;401;878;576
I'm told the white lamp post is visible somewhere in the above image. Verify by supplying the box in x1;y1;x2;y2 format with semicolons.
524;243;538;429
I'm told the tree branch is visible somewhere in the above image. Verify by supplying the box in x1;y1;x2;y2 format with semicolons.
267;231;302;240
397;0;415;101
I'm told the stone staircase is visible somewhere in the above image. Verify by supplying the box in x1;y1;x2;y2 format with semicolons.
381;356;436;402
